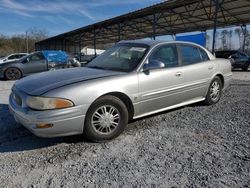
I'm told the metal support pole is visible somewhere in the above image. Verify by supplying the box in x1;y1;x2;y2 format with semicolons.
35;43;38;51
241;24;247;52
118;23;121;42
74;42;76;53
79;42;82;53
212;0;219;54
64;40;67;52
61;40;63;51
153;12;156;40
54;41;56;50
93;29;97;56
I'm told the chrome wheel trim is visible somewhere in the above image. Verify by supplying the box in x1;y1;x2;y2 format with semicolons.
210;81;220;101
91;105;120;135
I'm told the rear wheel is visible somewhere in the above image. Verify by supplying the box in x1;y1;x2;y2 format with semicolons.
83;95;128;142
4;68;22;80
242;62;249;71
204;76;222;105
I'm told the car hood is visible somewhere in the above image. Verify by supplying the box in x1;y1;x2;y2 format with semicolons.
14;67;124;95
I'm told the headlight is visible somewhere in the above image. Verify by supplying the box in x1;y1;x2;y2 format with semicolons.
26;96;74;110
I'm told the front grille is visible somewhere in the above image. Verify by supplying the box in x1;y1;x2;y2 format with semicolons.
13;92;22;106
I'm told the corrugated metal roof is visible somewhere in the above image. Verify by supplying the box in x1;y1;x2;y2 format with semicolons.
36;0;250;51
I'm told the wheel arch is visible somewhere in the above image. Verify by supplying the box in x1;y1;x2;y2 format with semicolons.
95;92;134;121
215;73;224;88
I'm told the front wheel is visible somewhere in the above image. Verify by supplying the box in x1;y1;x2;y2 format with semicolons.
4;68;22;80
204;76;222;105
83;95;128;142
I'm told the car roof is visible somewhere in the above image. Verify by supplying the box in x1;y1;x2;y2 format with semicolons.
118;40;205;48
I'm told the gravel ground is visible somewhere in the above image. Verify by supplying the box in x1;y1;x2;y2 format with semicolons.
0;72;249;187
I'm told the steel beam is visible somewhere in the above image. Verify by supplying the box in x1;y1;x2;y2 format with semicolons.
153;12;156;40
93;29;97;56
212;0;219;54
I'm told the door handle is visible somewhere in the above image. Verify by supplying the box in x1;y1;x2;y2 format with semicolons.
208;66;214;70
175;72;182;77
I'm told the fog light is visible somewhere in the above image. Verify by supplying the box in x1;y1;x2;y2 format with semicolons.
36;123;53;129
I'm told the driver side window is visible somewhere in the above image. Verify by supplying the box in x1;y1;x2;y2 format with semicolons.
29;53;45;62
149;44;179;68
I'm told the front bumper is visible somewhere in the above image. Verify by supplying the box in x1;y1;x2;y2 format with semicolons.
9;92;88;138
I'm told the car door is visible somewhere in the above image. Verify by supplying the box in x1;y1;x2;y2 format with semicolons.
22;52;47;74
175;44;214;101
137;44;185;116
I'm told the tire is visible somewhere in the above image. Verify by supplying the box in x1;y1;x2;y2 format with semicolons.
83;95;128;142
242;62;249;71
204;76;222;105
4;68;22;80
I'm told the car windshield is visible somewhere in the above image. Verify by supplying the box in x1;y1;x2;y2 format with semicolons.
87;43;149;72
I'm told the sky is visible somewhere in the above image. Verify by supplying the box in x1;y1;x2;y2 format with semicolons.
0;0;161;36
0;0;248;50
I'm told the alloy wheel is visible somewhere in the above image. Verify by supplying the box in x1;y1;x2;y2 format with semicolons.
210;81;220;101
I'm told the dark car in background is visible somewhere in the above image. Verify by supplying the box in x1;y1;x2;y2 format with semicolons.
0;50;69;80
215;50;249;71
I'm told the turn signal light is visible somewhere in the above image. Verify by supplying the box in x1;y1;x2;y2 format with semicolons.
36;123;54;129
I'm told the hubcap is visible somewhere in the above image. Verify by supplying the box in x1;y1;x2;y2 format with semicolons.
210;81;220;101
91;105;120;134
6;69;20;79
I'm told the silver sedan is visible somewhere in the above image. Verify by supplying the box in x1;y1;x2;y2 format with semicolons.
9;40;232;142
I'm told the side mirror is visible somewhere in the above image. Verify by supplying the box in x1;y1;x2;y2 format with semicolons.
22;57;29;63
3;59;7;62
143;59;165;71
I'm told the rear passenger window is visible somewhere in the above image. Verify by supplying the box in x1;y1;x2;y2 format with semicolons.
180;45;202;65
29;53;45;61
199;49;209;61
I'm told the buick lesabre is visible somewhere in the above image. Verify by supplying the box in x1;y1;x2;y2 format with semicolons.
9;40;232;142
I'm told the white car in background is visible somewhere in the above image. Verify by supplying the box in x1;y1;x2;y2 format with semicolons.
0;53;28;64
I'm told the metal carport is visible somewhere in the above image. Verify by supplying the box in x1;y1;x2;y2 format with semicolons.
35;0;250;54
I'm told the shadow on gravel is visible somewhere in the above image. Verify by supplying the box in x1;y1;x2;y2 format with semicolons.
0;100;210;153
0;134;86;153
0;103;88;153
